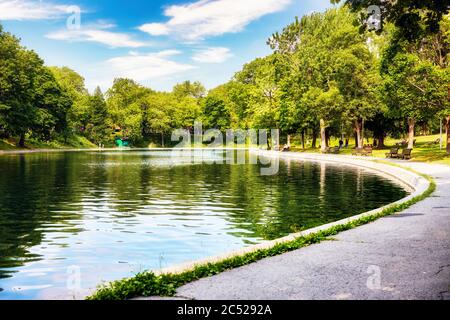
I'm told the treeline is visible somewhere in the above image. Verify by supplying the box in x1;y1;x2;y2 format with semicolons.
1;4;449;152
203;5;450;151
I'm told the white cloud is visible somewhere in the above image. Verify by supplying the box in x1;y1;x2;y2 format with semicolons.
86;51;195;89
46;23;148;48
139;23;170;36
138;0;292;41
192;47;233;63
0;0;74;20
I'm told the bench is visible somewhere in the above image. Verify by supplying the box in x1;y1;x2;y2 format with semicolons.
425;138;440;146
323;147;340;154
352;146;372;156
363;146;373;156
385;148;399;159
400;148;413;160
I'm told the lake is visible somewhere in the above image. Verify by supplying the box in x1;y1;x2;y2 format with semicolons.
0;150;408;299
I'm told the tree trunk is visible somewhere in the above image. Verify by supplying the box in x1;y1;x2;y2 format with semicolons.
377;135;385;149
361;119;365;147
301;130;305;150
446;116;450;155
408;118;415;149
287;134;292;148
325;130;330;148
161;133;165;147
18;133;25;148
312;130;317;149
354;120;362;149
320;119;327;152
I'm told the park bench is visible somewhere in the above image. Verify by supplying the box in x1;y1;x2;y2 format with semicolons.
385;148;399;159
400;148;413;160
362;146;373;156
352;146;372;156
323;146;340;154
425;138;440;146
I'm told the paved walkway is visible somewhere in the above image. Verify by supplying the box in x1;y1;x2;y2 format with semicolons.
169;159;450;300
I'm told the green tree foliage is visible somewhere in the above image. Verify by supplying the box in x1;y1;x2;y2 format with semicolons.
335;1;450;151
105;78;150;142
267;7;381;149
238;56;281;131
85;87;111;145
332;0;449;40
202;95;231;131
1;3;449;153
49;66;89;133
172;80;206;99
0;25;72;147
31;67;73;142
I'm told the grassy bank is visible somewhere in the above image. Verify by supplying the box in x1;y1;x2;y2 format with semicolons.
0;135;97;151
87;165;435;300
290;134;450;166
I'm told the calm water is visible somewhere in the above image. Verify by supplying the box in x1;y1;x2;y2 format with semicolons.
0;150;408;299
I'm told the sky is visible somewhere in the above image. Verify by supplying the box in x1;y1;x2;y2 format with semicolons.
0;0;334;92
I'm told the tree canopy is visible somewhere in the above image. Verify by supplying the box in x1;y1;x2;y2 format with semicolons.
0;3;448;152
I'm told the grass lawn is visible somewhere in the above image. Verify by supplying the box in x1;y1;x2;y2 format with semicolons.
290;134;450;166
0;135;97;151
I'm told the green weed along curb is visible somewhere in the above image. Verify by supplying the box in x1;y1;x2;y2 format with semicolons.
87;167;435;300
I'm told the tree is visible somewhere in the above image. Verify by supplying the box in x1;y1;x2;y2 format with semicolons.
172;81;204;131
332;0;449;41
85;87;111;145
334;46;382;148
172;95;202;131
301;86;344;151
173;81;206;99
139;92;173;146
0;25;51;147
382;53;446;148
336;1;450;152
235;56;281;133
106;78;150;143
31;67;73;142
202;95;231;131
269;7;378;149
49;66;89;134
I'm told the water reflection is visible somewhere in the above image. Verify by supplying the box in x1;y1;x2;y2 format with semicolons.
0;150;407;299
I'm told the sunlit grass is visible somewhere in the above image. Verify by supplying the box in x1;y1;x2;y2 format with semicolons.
0;135;97;151
290;134;450;166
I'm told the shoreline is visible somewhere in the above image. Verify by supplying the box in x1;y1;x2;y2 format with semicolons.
86;153;433;300
143;154;427;277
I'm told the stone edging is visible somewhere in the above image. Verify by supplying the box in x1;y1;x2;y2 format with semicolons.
153;151;430;276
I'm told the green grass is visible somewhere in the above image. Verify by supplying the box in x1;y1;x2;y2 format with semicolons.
0;135;97;151
0;138;21;150
87;167;436;301
290;134;450;166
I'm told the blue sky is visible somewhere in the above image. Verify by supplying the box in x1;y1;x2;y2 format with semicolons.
0;0;334;92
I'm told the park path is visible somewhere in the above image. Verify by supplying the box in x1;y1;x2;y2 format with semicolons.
166;158;450;300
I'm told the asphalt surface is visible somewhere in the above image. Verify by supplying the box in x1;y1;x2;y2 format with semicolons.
165;160;450;300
